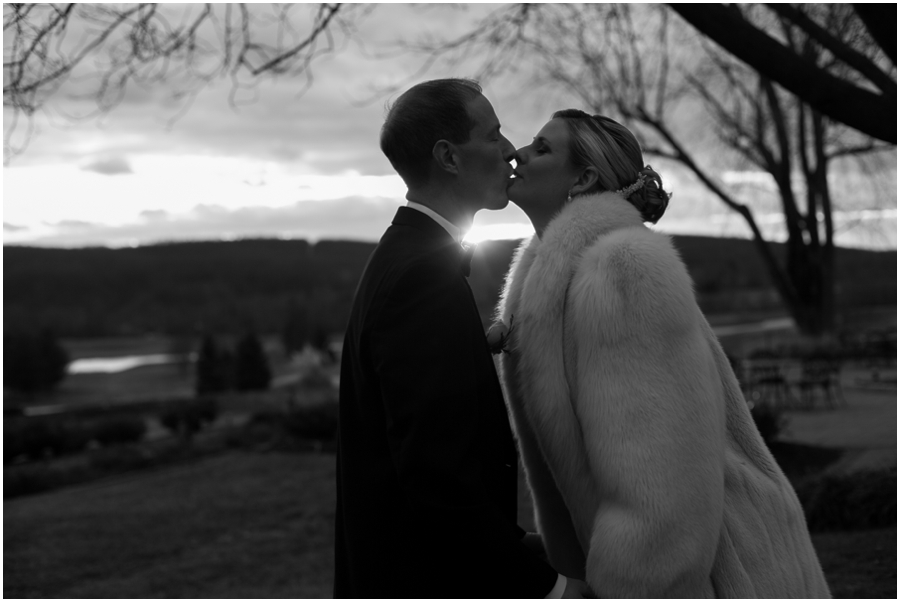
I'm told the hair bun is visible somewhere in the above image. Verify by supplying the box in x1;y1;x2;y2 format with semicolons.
628;165;671;224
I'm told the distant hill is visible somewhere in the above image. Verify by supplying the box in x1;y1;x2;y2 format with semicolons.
4;236;895;338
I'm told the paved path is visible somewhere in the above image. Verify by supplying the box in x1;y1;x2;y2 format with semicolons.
778;365;896;474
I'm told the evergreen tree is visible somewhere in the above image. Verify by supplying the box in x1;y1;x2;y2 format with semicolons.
282;299;310;355
38;329;69;386
3;329;69;393
194;334;232;395
235;333;272;391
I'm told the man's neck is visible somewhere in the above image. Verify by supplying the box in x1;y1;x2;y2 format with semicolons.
405;188;475;234
406;201;462;244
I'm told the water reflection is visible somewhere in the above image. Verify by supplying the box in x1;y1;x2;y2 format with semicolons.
68;354;186;374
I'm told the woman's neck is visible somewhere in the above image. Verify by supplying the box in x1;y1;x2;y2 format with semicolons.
526;205;562;240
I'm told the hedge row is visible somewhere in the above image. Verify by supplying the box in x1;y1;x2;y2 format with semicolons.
797;467;897;532
232;402;338;452
4;415;147;463
4;399;220;463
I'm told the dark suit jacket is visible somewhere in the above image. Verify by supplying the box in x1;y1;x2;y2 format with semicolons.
334;207;558;598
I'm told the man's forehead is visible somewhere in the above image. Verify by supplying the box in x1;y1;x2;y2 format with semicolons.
467;94;500;130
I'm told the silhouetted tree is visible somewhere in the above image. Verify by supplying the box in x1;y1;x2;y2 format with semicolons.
235;332;272;391
670;3;896;143
194;334;232;395
310;326;330;353
3;3;366;158
3;329;69;394
282;299;311;355
405;3;894;334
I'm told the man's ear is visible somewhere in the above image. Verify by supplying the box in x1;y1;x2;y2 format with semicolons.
570;166;600;196
432;140;459;175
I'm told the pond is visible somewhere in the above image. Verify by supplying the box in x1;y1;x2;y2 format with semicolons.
67;353;190;374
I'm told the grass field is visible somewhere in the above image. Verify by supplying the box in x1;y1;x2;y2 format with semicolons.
4;452;336;598
4;450;896;599
4;307;894;597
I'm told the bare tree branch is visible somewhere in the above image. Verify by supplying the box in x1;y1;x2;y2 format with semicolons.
766;3;896;95
670;3;896;144
3;3;363;159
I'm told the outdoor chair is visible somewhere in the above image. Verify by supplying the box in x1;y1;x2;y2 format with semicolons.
743;357;794;408
797;358;844;409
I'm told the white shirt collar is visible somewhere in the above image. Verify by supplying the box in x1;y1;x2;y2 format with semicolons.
405;201;463;245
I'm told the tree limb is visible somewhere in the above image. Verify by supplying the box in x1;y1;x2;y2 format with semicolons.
670;3;896;143
766;3;896;95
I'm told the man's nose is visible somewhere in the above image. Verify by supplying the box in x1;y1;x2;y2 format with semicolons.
501;135;516;162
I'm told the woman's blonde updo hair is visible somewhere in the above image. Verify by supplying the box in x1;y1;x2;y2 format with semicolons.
553;109;671;223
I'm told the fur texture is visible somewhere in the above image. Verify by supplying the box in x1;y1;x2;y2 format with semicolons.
497;192;831;598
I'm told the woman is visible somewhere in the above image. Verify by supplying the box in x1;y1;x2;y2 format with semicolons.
496;109;830;598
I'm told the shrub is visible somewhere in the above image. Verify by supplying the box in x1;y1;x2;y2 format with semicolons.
239;402;339;451
93;416;147;446
160;398;219;439
89;445;155;472
8;419;62;461
239;412;283;449
235;333;272;391
283;402;339;441
749;402;785;446
4;464;58;498
52;420;95;455
299;366;334;390
796;467;897;532
195;335;233;395
4;419;30;462
3;329;69;393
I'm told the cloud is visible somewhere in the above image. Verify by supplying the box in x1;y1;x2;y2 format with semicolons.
4;222;28;232
8;197;405;247
2;5;555;176
53;219;99;230
139;209;169;222
81;155;133;175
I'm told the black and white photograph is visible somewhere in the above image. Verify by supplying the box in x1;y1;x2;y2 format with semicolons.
4;3;896;598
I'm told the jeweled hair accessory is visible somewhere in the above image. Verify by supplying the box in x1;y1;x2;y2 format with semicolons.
615;173;646;198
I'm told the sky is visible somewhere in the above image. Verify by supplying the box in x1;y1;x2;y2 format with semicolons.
3;4;896;250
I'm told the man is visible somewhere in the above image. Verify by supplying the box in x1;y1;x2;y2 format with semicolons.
334;79;592;598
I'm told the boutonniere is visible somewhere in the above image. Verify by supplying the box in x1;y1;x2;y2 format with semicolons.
486;315;515;355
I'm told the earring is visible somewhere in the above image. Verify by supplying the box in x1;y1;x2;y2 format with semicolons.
566;191;573;203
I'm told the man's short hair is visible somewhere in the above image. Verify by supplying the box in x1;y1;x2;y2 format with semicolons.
380;78;483;188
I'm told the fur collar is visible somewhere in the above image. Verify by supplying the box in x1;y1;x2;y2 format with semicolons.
498;191;647;325
540;191;646;256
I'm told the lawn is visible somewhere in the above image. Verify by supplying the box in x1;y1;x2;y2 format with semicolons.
4;450;896;599
4;452;336;598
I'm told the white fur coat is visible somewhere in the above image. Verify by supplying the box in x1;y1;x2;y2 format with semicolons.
496;192;830;598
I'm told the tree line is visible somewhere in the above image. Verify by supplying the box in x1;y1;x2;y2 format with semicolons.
4;236;896;340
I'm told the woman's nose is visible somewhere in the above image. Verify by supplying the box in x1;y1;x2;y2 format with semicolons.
514;147;528;164
501;135;516;162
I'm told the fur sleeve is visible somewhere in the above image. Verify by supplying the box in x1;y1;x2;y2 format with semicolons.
496;235;586;577
568;229;725;597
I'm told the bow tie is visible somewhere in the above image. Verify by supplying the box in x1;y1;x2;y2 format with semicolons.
460;242;476;277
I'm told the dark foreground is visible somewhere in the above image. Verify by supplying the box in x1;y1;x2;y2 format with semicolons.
4;451;896;598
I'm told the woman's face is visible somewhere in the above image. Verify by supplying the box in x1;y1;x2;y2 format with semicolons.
508;118;581;214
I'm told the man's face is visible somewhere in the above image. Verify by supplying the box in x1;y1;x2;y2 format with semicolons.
454;94;516;212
